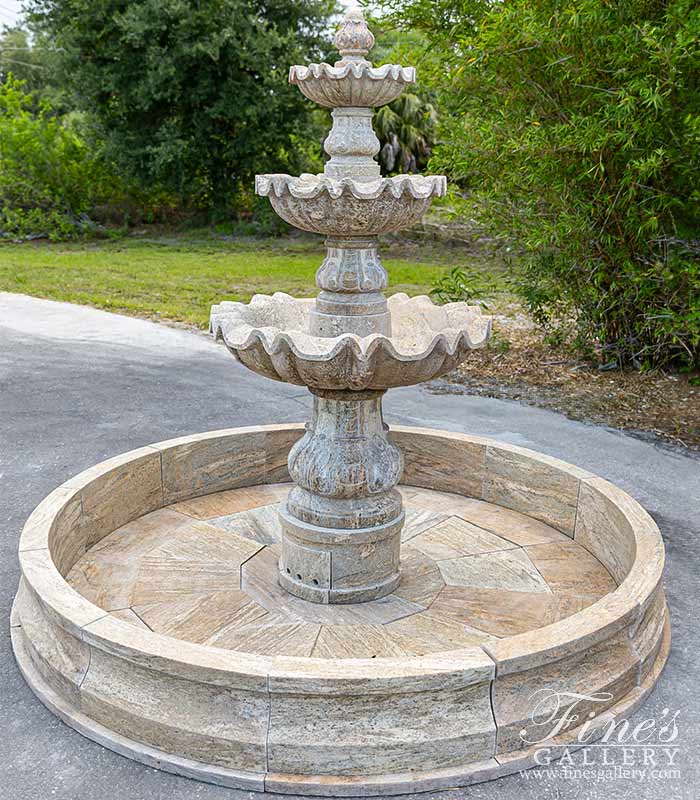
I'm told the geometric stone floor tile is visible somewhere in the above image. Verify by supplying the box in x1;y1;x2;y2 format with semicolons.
206;504;282;546
140;555;241;606
524;540;617;597
148;523;263;565
429;585;562;637
400;487;480;516
205;613;321;657
391;546;445;607
437;548;552;593
459;503;571;547
311;624;409;659
168;489;257;521
169;483;289;520
68;552;141;611
134;590;268;644
130;531;261;604
67;514;261;609
400;506;449;543
409;516;517;561
404;488;570;547
66;485;615;659
383;608;494;656
89;507;199;557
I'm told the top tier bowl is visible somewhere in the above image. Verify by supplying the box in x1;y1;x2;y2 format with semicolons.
289;5;415;110
257;7;446;231
289;62;416;108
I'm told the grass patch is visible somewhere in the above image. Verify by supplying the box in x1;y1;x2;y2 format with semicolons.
0;233;508;328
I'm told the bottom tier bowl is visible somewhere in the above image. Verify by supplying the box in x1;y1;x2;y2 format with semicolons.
12;424;669;796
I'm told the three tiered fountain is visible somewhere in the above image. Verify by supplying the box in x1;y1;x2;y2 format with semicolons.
13;9;669;796
211;8;490;605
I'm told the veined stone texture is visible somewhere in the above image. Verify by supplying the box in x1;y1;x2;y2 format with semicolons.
323;108;382;180
255;174;446;235
289;63;416;109
64;484;619;658
211;292;491;391
7;22;667;795
288;8;414;110
213;8;492;604
13;426;669;794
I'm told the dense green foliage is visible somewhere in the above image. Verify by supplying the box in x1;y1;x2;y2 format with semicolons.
0;77;105;239
0;27;51;95
26;0;335;212
369;23;438;174
375;91;437;174
0;76;174;238
429;266;494;306
382;0;700;369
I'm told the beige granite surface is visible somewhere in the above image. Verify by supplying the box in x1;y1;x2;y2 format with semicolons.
14;424;669;794
66;484;617;659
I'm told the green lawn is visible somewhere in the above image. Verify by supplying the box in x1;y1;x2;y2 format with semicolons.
0;233;506;328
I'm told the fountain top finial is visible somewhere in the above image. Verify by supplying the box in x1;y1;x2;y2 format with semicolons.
334;7;375;63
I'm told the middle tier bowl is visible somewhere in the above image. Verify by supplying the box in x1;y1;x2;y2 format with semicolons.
255;174;447;237
211;292;491;391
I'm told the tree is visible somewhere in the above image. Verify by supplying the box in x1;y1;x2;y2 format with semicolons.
381;0;700;370
374;91;436;174
0;76;111;238
0;26;52;94
27;0;336;212
367;18;438;175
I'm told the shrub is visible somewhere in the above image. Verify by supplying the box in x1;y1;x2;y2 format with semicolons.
0;77;178;238
0;77;104;238
383;0;700;370
430;266;493;306
369;19;440;175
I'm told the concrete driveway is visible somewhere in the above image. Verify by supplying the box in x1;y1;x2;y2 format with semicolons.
1;293;697;800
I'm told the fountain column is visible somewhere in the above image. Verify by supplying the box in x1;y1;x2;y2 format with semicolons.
275;10;407;603
282;227;403;602
279;388;404;603
308;18;388;340
310;238;391;337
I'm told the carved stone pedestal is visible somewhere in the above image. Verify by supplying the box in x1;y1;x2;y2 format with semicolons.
215;8;478;605
309;237;391;338
278;388;404;603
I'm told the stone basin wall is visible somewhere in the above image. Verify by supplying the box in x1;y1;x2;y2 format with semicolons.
12;425;669;795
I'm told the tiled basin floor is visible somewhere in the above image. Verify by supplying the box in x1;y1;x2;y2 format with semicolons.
67;485;617;659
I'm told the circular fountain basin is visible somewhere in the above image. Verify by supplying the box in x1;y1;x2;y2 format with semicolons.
12;425;669;796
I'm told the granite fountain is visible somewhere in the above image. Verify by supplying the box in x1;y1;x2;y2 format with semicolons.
211;8;489;605
12;9;670;795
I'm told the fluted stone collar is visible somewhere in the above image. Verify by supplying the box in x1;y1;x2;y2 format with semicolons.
256;173;447;201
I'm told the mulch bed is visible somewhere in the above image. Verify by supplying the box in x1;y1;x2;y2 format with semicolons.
439;306;700;453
